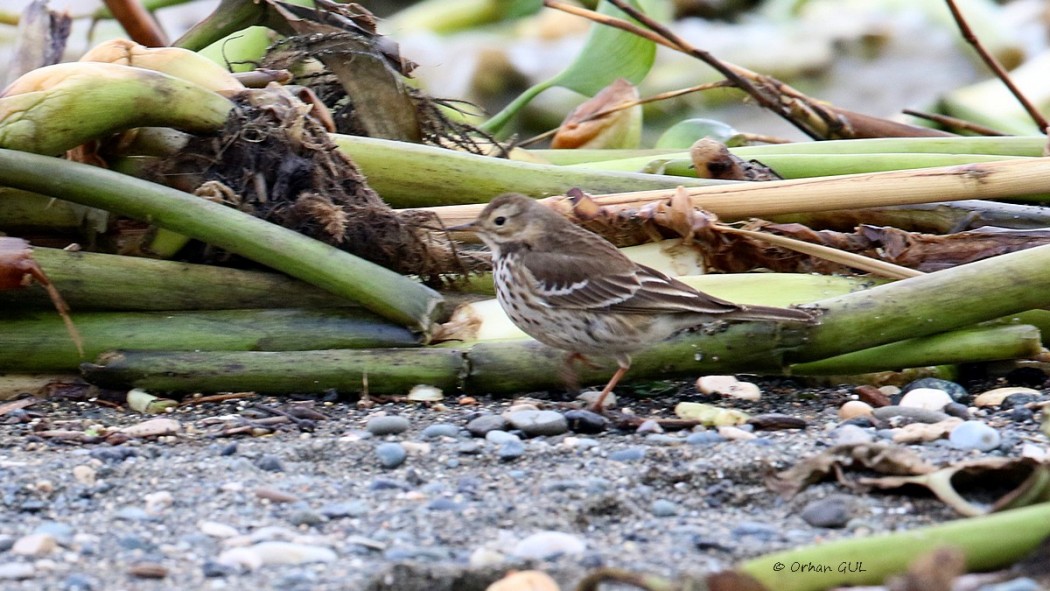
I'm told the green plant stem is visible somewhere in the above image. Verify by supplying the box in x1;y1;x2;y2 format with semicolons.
1;309;419;372
330;134;725;207
0;149;443;333
1;248;353;311
738;502;1050;591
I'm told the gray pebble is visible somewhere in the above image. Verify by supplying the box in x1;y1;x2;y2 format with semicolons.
115;507;154;522
318;501;369;519
255;454;286;472
949;421;1001;451
511;531;586;560
645;434;683;446
498;438;526;461
420;423;460;439
563;409;608;434
366;416;410;436
466;414;507;437
0;536;14;553
287;509;326;527
829;424;875;446
872;405;950;425
61;572;97;591
731;521;779;540
426;498;461;511
456;441;482;455
609;447;647;462
650;499;678;517
0;562;35;580
686;431;725;446
202;560;236;578
504;410;569;437
375;442;407;469
943;402;971;419
485;430;519;445
1001;393;1039;410
799;495;854;528
33;521;74;546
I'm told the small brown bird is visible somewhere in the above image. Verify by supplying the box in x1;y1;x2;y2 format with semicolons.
453;193;817;410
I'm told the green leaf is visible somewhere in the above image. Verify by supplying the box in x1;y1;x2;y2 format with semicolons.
481;0;658;133
655;118;740;148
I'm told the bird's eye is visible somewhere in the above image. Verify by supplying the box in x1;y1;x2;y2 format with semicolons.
493;216;506;226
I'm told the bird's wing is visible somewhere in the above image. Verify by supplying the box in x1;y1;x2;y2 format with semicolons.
522;250;740;315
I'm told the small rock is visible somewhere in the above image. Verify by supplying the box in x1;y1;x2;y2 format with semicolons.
577;390;616;409
563;409;608;434
498;439;526;461
468;546;506;569
466;415;507;437
943;402;971;419
717;425;757;441
949;420;1001;451
255;486;299;504
426;498;461;512
33;522;73;546
871;405;950;425
365;415;411;436
407;385;443;402
89;446;137;463
898;388;953;411
854;385;891;407
199;521;239;538
127;563;168;579
287;509;326;527
1001;392;1039;410
685;431;725;445
318;501;369;519
119;417;181;438
609;447;646;462
839;401;874;420
748;414;806;431
696;375;761;400
144;490;173;514
401;441;431;456
420;424;461;439
902;378;968;402
255;454;285;472
61;572;96;590
71;465;96;487
487;570;560;591
651;500;679;517
830;424;875;446
11;534;56;557
504;410;568;437
511;531;586;560
202;560;236;578
892;419;962;444
217;542;336;570
485;430;518;445
0;562;35;580
562;437;601;450
636;419;663;434
375;442;407;469
799;495;854;528
974;387;1039;408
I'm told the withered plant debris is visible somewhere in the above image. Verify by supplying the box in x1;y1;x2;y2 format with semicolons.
7;0;71;86
150;86;482;280
261;1;504;155
689;138;781;181
551;78;640;149
0;237;83;355
888;547;966;591
765;442;937;498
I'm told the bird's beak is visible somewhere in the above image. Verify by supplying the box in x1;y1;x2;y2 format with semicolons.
446;220;478;232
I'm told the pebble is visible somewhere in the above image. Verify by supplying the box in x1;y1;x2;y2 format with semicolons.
217;542;337;570
609;447;646;462
562;437;601;450
0;562;35;580
89;446;136;463
199;521;239;538
498;438;526;461
485;430;518;445
898;388;953;411
799;495;853;528
288;509;326;527
466;415;507;437
61;572;97;590
717;426;757;441
127;563;168;579
748;414;806;431
375;443;407;469
949;421;1001;451
318;501;369;519
577;390;616;409
72;465;96;487
646;434;683;446
144;490;174;514
650;499;679;517
487;570;561;591
255;486;300;503
871;406;950;425
685;431;725;445
504;410;569;437
830;424;875;446
114;507;154;522
406;385;443;402
974;387;1039;408
563;409;608;433
696;375;761;401
420;423;461;439
902;378;968;402
511;531;587;560
11;533;56;557
365;415;411;436
254;454;286;472
838;401;874;420
943;402;971;419
1001;392;1039;410
636;419;663;434
33;522;74;546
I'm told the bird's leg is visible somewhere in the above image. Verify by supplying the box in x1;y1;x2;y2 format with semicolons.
589;356;631;413
560;352;600;393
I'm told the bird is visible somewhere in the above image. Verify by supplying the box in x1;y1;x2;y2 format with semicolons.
451;193;818;411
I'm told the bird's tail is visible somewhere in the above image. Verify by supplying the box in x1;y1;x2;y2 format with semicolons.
729;304;820;324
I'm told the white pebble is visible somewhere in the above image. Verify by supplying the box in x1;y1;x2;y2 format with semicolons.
511;531;586;560
72;465;96;487
12;534;56;557
144;491;173;514
696;375;761;401
407;385;443;402
218;541;336;570
838;400;873;420
468;546;506;568
898;388;952;411
717;426;756;441
199;521;239;538
949;421;1001;451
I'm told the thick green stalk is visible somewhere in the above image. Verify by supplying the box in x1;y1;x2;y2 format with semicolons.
82;348;463;394
0;150;443;333
791;325;1042;375
794;242;1050;361
739;502;1050;591
1;248;352;311
1;309;419;372
330;134;726;207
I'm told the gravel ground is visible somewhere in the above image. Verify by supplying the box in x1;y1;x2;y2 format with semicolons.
0;375;1044;591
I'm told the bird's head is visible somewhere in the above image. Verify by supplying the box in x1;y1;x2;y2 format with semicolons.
449;193;552;250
